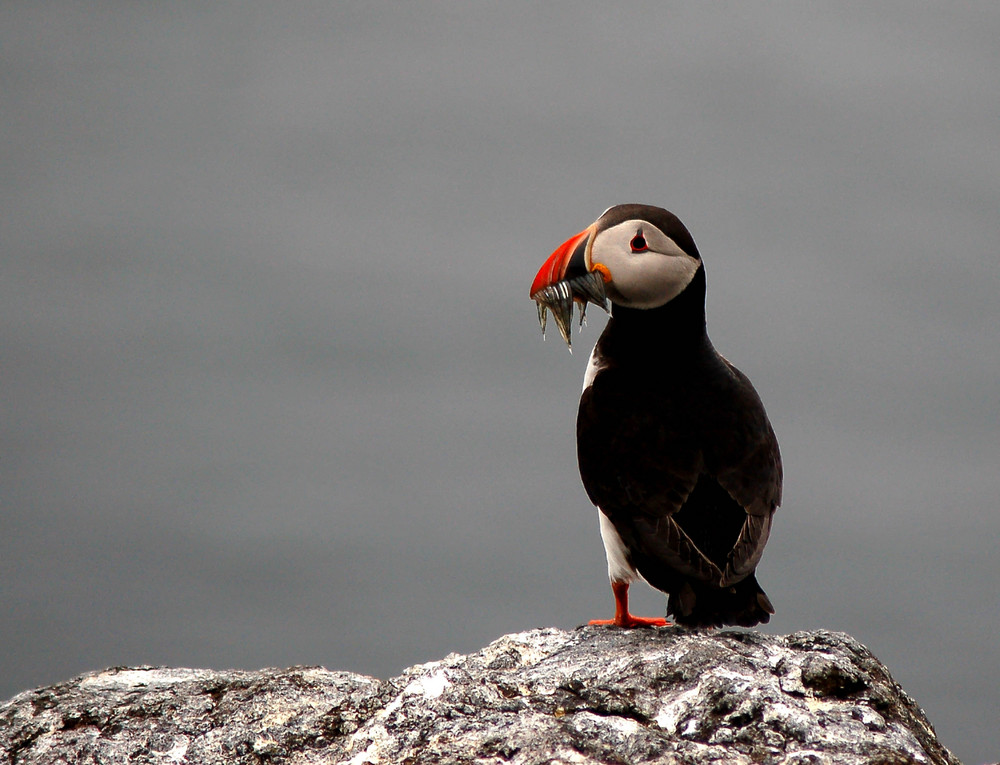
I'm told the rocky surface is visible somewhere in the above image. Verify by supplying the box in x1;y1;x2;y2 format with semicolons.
1;627;961;764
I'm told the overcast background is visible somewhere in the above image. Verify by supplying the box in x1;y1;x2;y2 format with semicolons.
2;4;998;763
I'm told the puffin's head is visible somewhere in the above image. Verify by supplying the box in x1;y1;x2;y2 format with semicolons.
530;204;702;348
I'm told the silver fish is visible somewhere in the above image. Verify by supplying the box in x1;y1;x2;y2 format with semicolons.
532;271;610;350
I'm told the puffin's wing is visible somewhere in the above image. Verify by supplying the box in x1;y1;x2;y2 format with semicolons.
708;360;783;585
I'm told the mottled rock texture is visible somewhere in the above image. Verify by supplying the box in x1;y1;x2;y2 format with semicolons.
1;627;960;764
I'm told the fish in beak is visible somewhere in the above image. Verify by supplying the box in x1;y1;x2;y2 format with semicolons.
530;226;610;350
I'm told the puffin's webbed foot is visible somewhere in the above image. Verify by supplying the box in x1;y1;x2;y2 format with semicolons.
588;581;671;628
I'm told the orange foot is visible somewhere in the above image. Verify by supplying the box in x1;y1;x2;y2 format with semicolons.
587;581;670;628
588;614;668;627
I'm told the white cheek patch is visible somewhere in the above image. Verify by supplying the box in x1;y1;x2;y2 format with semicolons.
609;251;700;309
591;224;701;310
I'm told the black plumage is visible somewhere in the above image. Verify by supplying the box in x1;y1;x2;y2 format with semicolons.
578;295;781;626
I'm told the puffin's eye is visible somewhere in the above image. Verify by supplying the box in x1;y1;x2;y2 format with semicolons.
630;233;647;252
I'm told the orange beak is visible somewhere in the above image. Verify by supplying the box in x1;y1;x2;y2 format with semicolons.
530;226;609;349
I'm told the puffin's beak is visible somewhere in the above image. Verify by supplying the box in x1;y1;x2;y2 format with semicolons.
530;226;609;349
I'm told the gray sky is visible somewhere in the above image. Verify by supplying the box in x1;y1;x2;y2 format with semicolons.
2;4;998;762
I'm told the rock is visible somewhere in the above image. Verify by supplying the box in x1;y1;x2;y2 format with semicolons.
0;627;960;765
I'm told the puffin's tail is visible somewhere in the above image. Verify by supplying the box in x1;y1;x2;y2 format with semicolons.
667;574;774;628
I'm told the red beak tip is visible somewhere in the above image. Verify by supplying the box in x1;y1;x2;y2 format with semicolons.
531;228;589;294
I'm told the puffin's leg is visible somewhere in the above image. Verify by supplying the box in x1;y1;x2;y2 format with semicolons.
588;581;669;627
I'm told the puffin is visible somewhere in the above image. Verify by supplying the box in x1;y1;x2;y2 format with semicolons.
530;204;782;628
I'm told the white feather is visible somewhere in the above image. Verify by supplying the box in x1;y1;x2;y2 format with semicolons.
582;344;603;392
599;510;637;584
